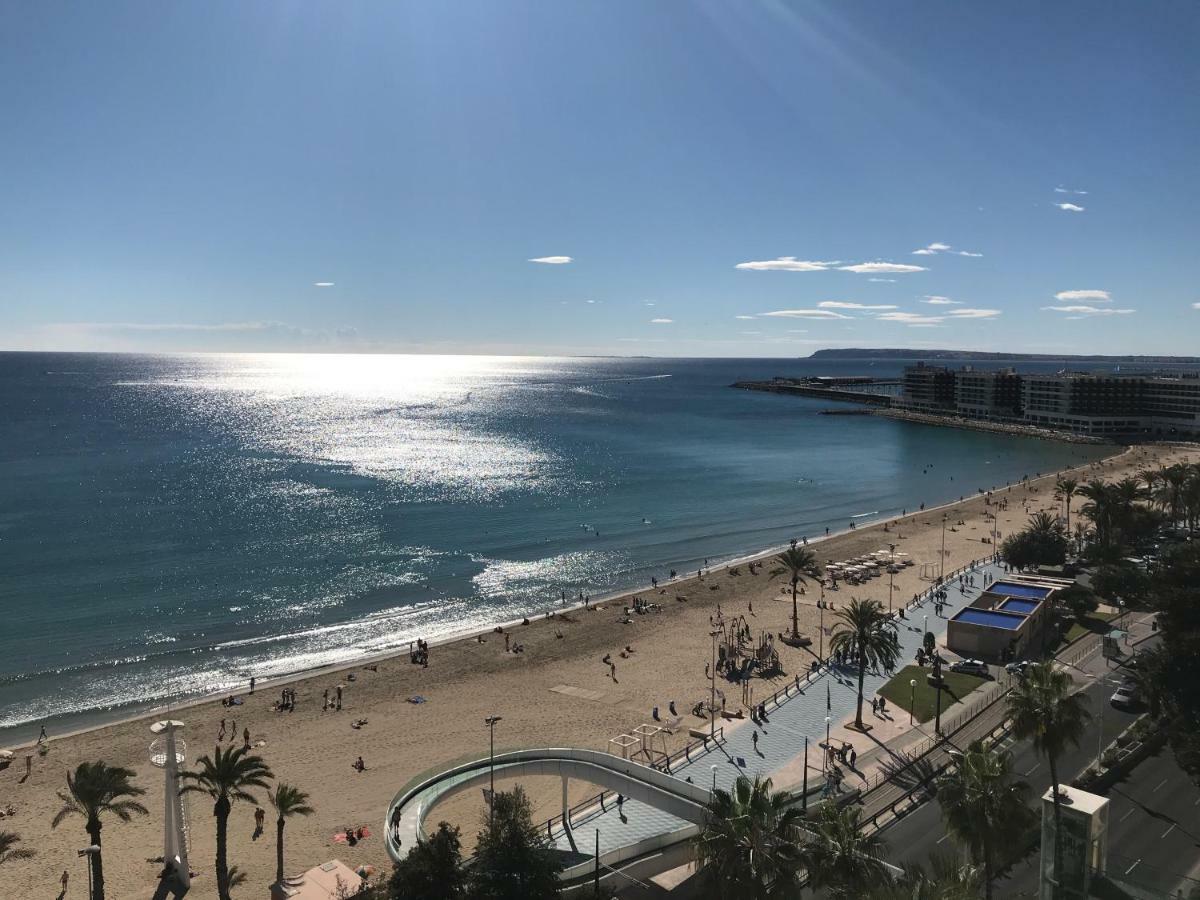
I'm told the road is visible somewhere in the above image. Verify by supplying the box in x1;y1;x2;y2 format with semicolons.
878;645;1200;897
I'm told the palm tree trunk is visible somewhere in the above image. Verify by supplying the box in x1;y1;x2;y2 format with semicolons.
855;651;866;728
1049;755;1063;899
215;800;231;900
87;819;104;900
791;581;799;637
276;818;285;884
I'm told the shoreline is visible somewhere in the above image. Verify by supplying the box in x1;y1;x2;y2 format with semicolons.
0;441;1139;755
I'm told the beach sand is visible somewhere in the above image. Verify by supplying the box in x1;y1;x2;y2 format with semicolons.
1;442;1193;899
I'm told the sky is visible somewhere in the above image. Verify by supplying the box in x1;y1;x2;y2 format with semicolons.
2;1;1198;357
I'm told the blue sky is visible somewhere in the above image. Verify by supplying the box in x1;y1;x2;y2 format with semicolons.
3;1;1198;356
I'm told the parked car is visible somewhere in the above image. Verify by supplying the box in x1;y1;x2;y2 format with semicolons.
1110;683;1140;709
950;659;990;678
1005;660;1033;677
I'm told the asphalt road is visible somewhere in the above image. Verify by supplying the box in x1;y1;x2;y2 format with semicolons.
877;655;1200;897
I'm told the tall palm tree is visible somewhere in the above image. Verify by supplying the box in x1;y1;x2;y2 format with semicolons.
268;783;314;885
863;853;982;900
773;547;817;641
1006;664;1090;892
180;745;274;900
0;831;35;866
694;774;806;900
936;739;1034;900
829;598;901;729
1078;480;1116;552
805;804;888;898
1055;477;1078;532
51;761;148;900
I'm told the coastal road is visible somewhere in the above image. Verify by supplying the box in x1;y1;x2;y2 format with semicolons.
879;641;1200;897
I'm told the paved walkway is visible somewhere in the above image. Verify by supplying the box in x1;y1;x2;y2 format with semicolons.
556;559;1006;858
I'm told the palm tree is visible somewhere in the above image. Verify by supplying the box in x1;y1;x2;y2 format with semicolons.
180;745;274;900
1078;480;1116;552
269;783;314;885
936;739;1034;900
694;774;806;899
1006;664;1090;892
0;831;35;866
1055;477;1078;532
864;853;982;900
51;761;148;900
805;804;888;898
773;547;817;641
829;598;901;729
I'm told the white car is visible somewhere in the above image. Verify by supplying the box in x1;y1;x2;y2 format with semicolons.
950;659;990;678
1110;683;1140;709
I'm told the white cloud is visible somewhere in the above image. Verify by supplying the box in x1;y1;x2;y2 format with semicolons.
644;301;656;307
868;278;897;283
585;299;600;304
926;242;952;252
650;318;673;324
1042;305;1135;316
913;248;937;256
313;282;335;287
912;241;981;258
758;309;851;320
1055;203;1085;212
877;312;945;325
735;257;838;271
1054;290;1110;302
957;250;983;257
529;255;573;264
1055;186;1088;195
1193;302;1200;310
922;296;962;305
817;301;898;310
838;262;928;274
735;315;757;320
947;308;1002;319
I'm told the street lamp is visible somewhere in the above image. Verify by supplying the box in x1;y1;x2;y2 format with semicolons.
710;764;718;791
940;514;948;581
78;846;100;900
888;543;896;613
709;629;720;739
824;716;831;774
818;581;826;659
909;679;916;725
484;715;502;827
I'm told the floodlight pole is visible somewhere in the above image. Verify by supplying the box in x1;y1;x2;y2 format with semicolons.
940;515;948;582
709;629;720;740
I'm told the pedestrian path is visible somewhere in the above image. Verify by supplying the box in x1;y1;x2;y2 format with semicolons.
557;559;1005;858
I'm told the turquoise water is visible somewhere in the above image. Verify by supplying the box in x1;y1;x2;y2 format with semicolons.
0;352;1106;741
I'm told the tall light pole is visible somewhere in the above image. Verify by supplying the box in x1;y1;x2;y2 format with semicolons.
888;543;896;613
710;764;718;791
78;846;99;900
485;715;502;827
818;580;826;660
909;679;916;725
709;629;720;739
940;514;948;582
824;716;831;774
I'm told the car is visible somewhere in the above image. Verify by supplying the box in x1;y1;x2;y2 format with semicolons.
1110;683;1140;709
950;659;990;678
1005;660;1033;677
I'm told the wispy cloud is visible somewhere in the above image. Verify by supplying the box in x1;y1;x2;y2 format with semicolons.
529;255;573;264
1054;186;1088;195
1043;305;1135;316
868;278;896;283
735;257;839;271
911;242;982;258
1054;290;1110;302
758;309;851;320
922;296;962;305
313;282;335;287
1054;203;1085;212
1193;302;1200;310
877;312;945;325
735;315;757;320
650;318;673;324
947;308;1002;319
838;262;928;274
817;301;898;310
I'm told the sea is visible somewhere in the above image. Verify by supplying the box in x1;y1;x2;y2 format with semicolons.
0;352;1113;743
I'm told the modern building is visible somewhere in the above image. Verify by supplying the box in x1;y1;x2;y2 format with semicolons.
899;365;1200;436
946;577;1060;661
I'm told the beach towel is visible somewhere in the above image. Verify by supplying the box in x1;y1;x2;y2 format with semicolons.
333;826;372;844
407;695;426;704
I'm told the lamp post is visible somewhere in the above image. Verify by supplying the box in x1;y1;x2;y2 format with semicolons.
824;716;831;774
710;764;718;791
933;654;943;736
888;543;896;613
802;736;809;812
940;514;948;581
909;679;916;725
709;629;720;739
818;581;826;659
77;846;99;900
485;715;502;827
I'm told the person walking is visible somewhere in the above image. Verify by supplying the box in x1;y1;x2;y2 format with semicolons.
336;684;343;710
60;869;69;896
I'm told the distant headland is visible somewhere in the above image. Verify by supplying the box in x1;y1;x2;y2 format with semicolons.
808;348;1200;364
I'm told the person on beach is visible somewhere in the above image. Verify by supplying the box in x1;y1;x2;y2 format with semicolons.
249;676;255;694
38;725;47;744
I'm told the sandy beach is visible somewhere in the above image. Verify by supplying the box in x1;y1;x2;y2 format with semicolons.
2;441;1194;899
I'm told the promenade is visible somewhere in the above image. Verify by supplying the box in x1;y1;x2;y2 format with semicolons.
556;559;1006;860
